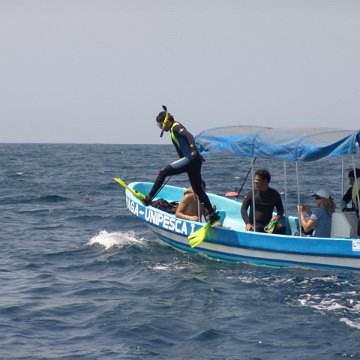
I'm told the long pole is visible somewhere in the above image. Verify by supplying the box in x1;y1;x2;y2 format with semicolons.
283;160;288;215
236;164;253;199
251;158;256;232
341;156;344;198
296;162;302;237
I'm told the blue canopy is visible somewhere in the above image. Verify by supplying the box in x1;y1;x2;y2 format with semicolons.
195;126;360;162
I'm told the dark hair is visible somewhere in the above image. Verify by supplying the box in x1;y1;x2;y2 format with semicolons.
255;169;271;183
156;111;174;124
348;168;360;178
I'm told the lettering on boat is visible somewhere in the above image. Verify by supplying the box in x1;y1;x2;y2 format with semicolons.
145;208;188;235
126;196;195;235
352;240;360;252
126;197;140;216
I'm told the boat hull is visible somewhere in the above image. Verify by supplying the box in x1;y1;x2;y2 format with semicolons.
124;182;360;271
150;225;360;270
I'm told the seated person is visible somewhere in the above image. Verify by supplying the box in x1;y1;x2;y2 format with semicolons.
297;187;335;238
241;169;284;233
341;168;360;212
341;168;360;237
176;181;222;226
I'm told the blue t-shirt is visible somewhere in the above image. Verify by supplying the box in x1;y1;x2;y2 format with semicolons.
310;206;331;238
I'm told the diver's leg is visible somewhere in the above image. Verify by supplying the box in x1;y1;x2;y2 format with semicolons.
146;158;190;204
187;161;219;222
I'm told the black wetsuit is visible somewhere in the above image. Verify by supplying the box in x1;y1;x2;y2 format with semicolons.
148;121;215;215
342;186;360;213
241;188;284;232
343;185;360;236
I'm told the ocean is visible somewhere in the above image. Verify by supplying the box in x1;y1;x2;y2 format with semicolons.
1;143;360;360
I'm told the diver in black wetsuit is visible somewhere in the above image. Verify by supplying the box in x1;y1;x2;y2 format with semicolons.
144;106;219;223
241;169;284;232
341;168;360;237
341;168;360;212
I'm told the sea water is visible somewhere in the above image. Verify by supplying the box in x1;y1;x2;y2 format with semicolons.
1;143;360;359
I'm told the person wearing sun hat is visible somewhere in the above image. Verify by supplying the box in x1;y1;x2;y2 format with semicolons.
297;187;336;238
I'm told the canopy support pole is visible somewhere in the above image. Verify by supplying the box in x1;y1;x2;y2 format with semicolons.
296;162;302;236
251;158;256;232
341;156;345;198
283;161;288;215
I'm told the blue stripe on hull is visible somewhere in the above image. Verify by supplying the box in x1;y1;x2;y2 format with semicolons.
156;233;360;271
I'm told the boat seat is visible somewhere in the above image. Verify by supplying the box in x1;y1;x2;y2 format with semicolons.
330;212;358;238
286;216;299;236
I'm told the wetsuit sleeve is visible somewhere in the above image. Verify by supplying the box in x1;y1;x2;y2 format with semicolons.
172;123;197;150
241;191;252;224
275;191;284;217
343;187;352;204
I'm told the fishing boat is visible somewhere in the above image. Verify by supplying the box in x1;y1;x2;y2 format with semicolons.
119;126;360;271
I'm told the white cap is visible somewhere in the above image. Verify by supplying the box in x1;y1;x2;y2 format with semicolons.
312;187;332;199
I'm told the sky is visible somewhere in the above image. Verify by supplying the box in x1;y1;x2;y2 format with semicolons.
1;0;359;144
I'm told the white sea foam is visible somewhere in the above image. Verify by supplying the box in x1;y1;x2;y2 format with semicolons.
290;288;360;329
296;291;360;311
88;229;144;250
152;264;172;271
311;299;346;311
310;275;338;282
152;261;188;271
340;317;360;330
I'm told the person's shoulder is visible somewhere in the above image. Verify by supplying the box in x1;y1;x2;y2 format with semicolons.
172;121;183;130
314;206;327;217
243;190;252;200
268;187;281;195
174;122;190;133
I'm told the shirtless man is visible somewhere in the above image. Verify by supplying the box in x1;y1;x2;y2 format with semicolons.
176;187;203;222
176;181;222;226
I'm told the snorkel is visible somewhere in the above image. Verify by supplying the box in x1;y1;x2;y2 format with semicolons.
160;105;169;138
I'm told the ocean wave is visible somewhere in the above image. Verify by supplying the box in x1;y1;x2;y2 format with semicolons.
1;194;71;205
87;230;146;250
283;274;360;330
340;317;360;330
32;194;70;202
2;143;360;358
